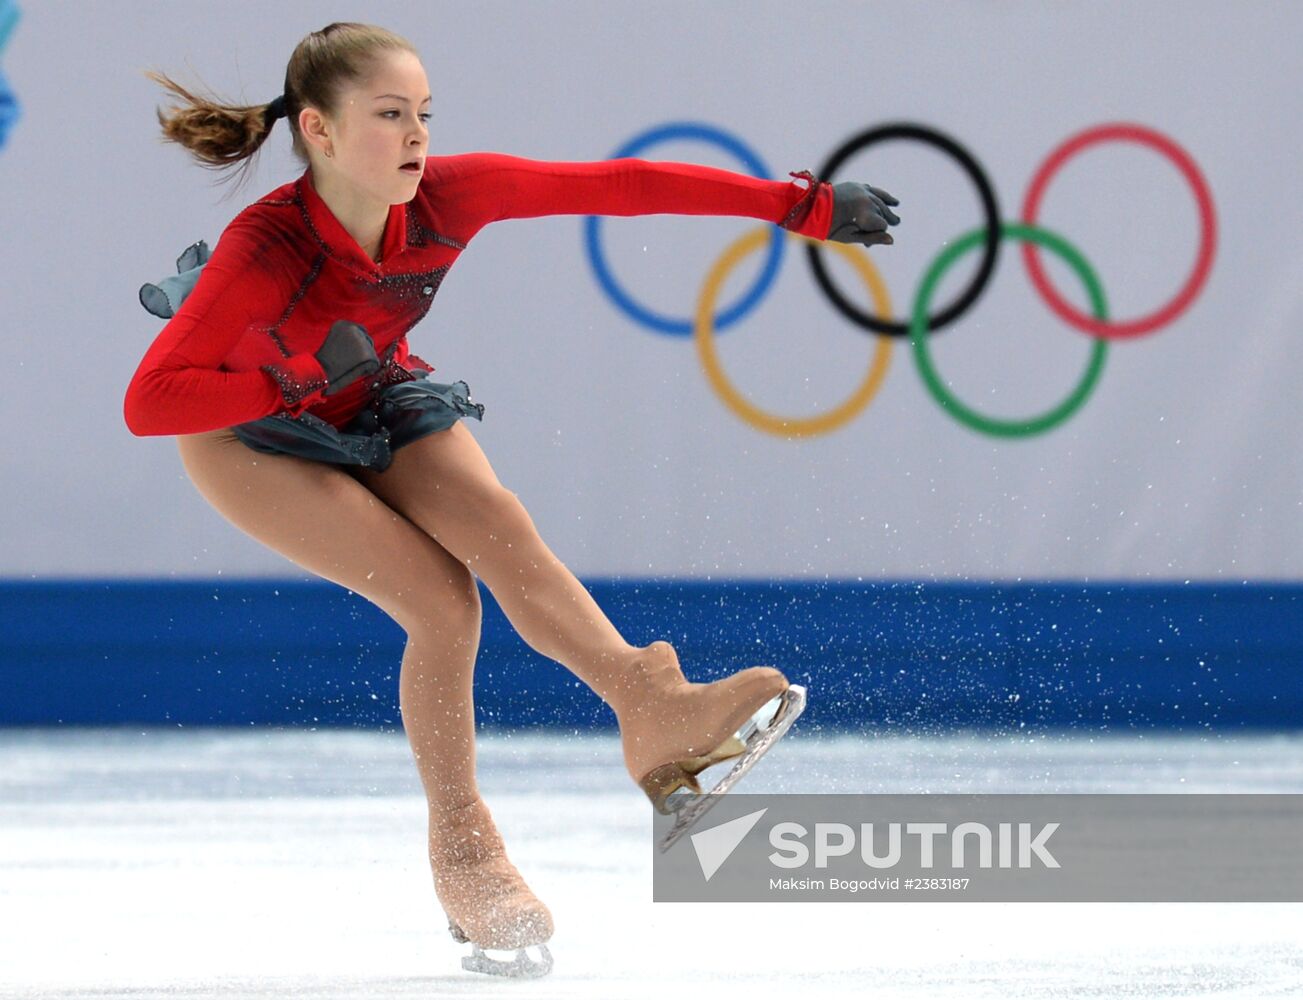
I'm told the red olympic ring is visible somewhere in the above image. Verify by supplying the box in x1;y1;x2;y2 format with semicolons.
1020;122;1217;340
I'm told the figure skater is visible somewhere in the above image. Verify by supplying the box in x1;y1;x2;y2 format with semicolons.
125;21;899;978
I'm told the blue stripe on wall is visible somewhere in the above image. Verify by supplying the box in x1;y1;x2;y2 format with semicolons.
1;580;1300;730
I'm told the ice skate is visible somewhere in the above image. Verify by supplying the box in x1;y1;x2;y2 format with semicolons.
611;642;807;851
655;682;806;852
429;798;554;978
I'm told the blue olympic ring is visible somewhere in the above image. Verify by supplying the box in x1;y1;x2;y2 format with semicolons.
582;122;784;338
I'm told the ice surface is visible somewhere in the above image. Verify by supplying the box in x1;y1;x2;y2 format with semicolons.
2;728;1301;999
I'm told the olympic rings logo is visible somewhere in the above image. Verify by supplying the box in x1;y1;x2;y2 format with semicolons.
582;121;1217;439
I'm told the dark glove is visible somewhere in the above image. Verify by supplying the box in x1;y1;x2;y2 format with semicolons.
827;183;901;246
138;239;211;318
315;320;381;396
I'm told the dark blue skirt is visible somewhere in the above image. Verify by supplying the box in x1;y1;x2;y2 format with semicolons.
230;372;484;472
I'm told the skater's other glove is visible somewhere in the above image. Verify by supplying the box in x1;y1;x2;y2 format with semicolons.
315;320;381;396
827;183;901;247
138;239;211;318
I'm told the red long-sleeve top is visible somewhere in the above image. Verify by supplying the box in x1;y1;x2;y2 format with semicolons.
123;154;834;436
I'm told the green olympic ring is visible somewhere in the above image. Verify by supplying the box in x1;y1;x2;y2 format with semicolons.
910;223;1109;438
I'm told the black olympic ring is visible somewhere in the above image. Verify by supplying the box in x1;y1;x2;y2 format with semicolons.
806;123;1002;338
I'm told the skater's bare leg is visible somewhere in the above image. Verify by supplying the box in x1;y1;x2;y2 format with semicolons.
174;428;483;811
347;422;788;787
348;422;642;705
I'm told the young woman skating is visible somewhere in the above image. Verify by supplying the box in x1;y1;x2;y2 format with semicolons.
125;21;899;979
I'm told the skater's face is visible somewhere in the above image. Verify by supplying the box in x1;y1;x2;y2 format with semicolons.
299;50;431;206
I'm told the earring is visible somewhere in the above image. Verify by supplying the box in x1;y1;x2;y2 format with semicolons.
325;147;333;159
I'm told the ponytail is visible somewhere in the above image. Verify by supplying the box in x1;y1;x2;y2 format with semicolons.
143;22;418;196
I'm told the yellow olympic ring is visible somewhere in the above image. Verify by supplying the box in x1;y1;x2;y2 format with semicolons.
694;227;894;439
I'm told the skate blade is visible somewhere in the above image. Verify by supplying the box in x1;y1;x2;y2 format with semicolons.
656;684;806;854
460;942;554;978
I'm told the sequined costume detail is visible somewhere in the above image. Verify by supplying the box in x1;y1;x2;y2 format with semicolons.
260;361;329;406
779;170;825;232
353;265;449;330
263;253;327;357
406;213;466;252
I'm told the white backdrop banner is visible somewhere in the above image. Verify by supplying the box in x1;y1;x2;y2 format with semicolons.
2;1;1299;580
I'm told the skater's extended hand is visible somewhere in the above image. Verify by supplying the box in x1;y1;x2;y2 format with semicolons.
315;320;381;396
827;182;901;247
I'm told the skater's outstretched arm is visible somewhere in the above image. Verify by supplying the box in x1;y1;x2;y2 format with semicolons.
424;153;899;246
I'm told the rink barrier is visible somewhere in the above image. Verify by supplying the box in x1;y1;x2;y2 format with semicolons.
1;579;1300;729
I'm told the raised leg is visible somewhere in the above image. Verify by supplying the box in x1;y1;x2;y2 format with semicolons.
347;423;789;792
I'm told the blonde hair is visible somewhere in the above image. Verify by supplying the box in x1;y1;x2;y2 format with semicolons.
143;22;418;196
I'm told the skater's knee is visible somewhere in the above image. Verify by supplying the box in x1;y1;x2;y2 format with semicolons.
392;558;482;638
475;483;534;533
